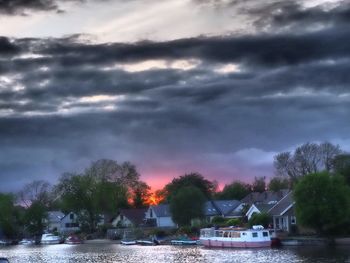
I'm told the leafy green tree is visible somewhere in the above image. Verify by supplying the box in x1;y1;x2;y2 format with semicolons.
248;213;271;228
169;186;206;226
332;154;350;185
23;201;47;236
131;181;151;208
252;176;266;193
0;193;20;238
268;177;290;192
216;181;251;200
165;173;217;202
294;172;350;234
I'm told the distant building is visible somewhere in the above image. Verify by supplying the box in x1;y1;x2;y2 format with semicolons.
46;211;65;232
60;212;80;234
241;189;290;205
204;200;243;222
145;204;176;228
112;208;148;228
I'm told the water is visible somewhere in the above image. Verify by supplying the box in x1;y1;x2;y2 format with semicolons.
1;243;350;263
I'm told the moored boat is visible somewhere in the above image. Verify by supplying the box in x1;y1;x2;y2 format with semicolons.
200;225;271;248
171;236;198;245
65;235;83;244
41;233;61;245
121;240;137;245
19;239;35;245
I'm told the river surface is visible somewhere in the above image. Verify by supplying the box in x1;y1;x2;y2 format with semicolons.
1;243;350;263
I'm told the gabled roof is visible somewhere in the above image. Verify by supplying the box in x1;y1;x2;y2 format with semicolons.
151;204;172;217
47;211;65;223
254;203;275;213
119;208;147;225
205;201;219;216
268;191;294;216
241;189;290;205
212;200;241;216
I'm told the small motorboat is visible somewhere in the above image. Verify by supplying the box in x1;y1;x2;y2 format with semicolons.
19;239;35;245
65;235;83;244
171;236;198;245
121;239;137;245
41;233;61;245
0;257;9;263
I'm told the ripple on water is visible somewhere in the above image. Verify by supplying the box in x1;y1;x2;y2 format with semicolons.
1;243;350;263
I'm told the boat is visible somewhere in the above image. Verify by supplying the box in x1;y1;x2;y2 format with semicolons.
0;257;9;263
41;233;61;245
171;236;198;245
65;235;83;244
199;225;271;248
136;237;160;246
121;240;137;245
19;239;35;245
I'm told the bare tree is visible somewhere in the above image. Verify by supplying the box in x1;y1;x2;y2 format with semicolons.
18;180;52;208
274;142;343;181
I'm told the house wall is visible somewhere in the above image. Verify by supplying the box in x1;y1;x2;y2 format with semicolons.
60;212;80;234
157;217;176;227
246;205;261;220
112;215;133;227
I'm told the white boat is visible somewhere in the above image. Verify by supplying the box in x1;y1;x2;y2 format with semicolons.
41;233;61;245
19;239;35;245
200;225;271;248
121;240;137;245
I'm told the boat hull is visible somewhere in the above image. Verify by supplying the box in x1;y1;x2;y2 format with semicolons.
200;239;271;248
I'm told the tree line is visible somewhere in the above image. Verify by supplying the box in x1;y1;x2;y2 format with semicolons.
1;141;349;238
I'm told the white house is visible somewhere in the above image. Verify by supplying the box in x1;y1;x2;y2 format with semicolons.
46;211;65;232
145;204;176;228
60;212;80;234
112;208;147;228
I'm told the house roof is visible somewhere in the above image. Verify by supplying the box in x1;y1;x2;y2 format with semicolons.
151;204;172;217
119;208;147;225
204;200;241;216
254;203;275;213
47;211;65;223
268;191;294;216
241;189;290;205
212;200;241;216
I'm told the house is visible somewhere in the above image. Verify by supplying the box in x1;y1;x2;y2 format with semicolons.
46;211;65;232
60;212;80;234
205;200;243;222
245;203;275;220
145;204;176;228
112;208;148;228
268;191;296;233
244;190;297;233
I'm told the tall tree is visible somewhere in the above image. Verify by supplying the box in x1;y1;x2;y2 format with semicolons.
268;177;290;192
216;181;251;200
332;154;350;185
252;177;266;193
294;172;350;234
169;186;206;226
164;172;217;202
0;193;19;238
18;180;52;208
23;201;47;236
274;142;342;182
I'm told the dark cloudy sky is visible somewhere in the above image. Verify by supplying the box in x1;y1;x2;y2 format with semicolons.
1;0;350;192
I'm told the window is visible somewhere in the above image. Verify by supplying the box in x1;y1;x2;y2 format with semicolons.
231;232;241;238
291;216;297;225
70;213;74;220
252;232;258;238
263;232;268;237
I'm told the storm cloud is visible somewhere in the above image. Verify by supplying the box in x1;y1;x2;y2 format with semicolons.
0;0;349;192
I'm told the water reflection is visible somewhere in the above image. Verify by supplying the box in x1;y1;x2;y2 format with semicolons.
1;243;350;263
